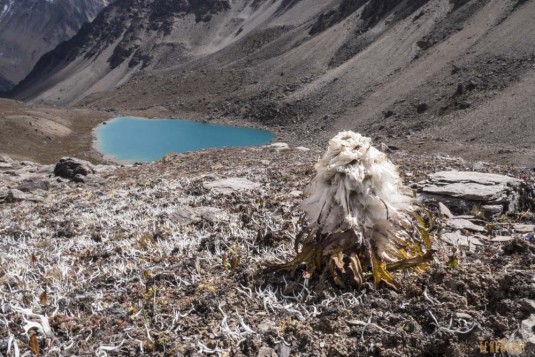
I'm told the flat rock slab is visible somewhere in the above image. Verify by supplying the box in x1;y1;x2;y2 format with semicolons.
418;171;525;213
204;177;260;195
447;218;486;232
171;206;230;225
0;188;43;203
441;231;483;247
513;224;535;233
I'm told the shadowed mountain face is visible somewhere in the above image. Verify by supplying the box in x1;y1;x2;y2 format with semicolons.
0;74;13;92
7;0;535;163
0;0;112;90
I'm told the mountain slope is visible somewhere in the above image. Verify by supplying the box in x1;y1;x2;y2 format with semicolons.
0;0;112;90
8;0;535;165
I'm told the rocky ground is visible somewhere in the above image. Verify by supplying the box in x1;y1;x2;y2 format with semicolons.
0;145;534;356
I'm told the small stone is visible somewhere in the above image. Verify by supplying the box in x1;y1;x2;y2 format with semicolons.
379;143;392;153
481;205;503;215
195;206;230;223
491;236;514;242
513;224;535;233
295;146;310;152
289;190;302;197
439;202;454;218
520;299;535;314
520;314;535;346
441;231;483;247
203;177;260;195
170;207;198;225
455;312;472;319
265;142;289;151
73;174;86;183
0;154;13;163
277;344;291;357
257;346;277;357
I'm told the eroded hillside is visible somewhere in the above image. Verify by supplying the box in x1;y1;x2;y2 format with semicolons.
7;0;535;165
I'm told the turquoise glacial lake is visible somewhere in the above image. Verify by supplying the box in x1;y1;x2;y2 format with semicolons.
95;117;275;162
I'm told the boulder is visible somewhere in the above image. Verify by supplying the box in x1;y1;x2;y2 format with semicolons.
417;171;526;213
203;177;260;195
53;158;95;181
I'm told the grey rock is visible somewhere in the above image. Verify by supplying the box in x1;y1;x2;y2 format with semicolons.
418;171;525;213
295;146;310;152
513;224;535;233
0;162;13;169
0;188;43;203
264;142;289;151
54;157;95;181
520;314;535;347
93;164;118;173
520;299;535;314
257;347;277;357
481;204;503;215
194;206;230;223
289;190;303;198
438;202;454;218
277;344;291;357
447;218;486;232
170;207;198;226
490;236;514;242
441;231;483;247
204;177;260;195
455;312;472;320
73;174;86;183
17;179;50;192
171;206;230;225
0;154;13;163
0;187;9;202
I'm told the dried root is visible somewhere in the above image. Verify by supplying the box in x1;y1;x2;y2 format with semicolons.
269;210;435;289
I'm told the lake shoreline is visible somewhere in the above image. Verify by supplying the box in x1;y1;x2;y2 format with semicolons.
92;116;276;164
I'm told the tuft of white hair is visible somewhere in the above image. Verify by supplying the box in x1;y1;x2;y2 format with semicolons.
302;131;414;262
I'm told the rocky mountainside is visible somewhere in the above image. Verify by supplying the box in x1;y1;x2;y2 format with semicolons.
0;0;112;91
6;0;535;165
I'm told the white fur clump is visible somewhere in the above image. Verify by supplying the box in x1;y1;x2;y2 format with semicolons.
303;131;413;259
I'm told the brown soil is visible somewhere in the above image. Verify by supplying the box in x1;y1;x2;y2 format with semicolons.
0;98;110;164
